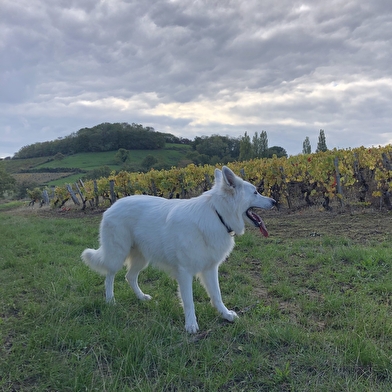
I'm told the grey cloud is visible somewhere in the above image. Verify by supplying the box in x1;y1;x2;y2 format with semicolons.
1;0;392;157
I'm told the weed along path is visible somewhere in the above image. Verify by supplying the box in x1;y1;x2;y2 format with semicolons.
1;206;391;391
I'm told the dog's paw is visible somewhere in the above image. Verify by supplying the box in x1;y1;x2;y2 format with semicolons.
222;310;238;322
140;294;152;301
185;322;199;334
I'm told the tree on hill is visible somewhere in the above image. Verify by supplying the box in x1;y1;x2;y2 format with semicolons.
252;131;269;158
115;148;130;163
267;146;288;158
302;136;311;154
316;129;328;152
141;154;159;170
54;152;65;161
239;132;253;161
190;135;240;165
240;130;286;160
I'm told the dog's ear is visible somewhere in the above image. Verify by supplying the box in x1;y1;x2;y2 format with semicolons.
222;166;237;188
214;168;222;183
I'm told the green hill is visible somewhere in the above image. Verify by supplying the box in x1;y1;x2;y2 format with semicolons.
35;145;190;171
5;144;192;187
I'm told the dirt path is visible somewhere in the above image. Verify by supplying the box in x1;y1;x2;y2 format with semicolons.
263;207;392;244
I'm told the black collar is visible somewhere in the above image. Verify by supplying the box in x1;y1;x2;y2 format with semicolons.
215;210;234;235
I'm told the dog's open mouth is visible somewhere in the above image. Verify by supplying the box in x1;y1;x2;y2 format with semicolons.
246;208;269;237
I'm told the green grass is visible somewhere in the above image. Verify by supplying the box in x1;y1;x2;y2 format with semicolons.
33;144;191;171
6;144;192;187
2;157;51;174
0;210;391;391
35;151;123;171
0;201;25;211
47;173;94;187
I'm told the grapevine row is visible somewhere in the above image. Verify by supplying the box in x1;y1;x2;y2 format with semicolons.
51;145;392;210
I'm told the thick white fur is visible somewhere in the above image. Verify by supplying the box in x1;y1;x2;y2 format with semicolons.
81;166;275;333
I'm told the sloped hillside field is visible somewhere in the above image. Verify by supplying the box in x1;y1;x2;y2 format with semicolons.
1;206;391;391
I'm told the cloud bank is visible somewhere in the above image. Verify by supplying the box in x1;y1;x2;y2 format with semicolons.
1;0;392;157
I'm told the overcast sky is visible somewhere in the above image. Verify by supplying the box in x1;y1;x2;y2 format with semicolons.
1;0;392;158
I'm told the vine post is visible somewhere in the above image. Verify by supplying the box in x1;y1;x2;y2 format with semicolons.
110;180;116;204
280;166;292;209
75;180;88;210
93;180;99;206
42;189;50;205
151;179;157;196
66;184;80;206
334;157;344;207
240;168;246;179
380;153;392;209
204;173;212;190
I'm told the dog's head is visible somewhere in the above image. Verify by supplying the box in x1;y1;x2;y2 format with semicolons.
213;166;275;236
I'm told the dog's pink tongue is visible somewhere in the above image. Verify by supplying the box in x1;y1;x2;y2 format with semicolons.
252;211;269;237
259;220;269;237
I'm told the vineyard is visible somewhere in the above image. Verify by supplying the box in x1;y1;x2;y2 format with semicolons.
46;145;392;211
12;172;75;186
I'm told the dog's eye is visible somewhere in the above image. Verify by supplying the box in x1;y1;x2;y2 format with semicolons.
254;190;257;194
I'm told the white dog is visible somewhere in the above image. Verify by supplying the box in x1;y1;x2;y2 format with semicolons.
82;166;275;333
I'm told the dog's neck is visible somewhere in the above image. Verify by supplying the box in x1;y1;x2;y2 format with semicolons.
215;210;235;235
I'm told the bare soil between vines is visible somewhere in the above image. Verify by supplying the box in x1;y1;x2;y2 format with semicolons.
263;207;392;244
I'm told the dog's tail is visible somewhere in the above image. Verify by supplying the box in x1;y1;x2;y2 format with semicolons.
81;248;109;276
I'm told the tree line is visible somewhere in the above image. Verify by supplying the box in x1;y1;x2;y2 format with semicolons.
12;122;328;165
178;129;328;164
11;122;293;163
185;131;289;166
14;123;170;159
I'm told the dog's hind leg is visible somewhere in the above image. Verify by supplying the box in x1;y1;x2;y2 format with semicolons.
198;267;238;322
177;271;199;333
101;248;132;303
105;273;115;303
101;247;131;303
125;250;151;301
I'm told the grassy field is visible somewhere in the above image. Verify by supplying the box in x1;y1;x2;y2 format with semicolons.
34;145;191;171
4;144;192;187
35;151;123;171
1;157;51;174
0;206;391;391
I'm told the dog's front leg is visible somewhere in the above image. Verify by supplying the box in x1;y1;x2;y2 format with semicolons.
177;272;199;333
198;267;238;322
